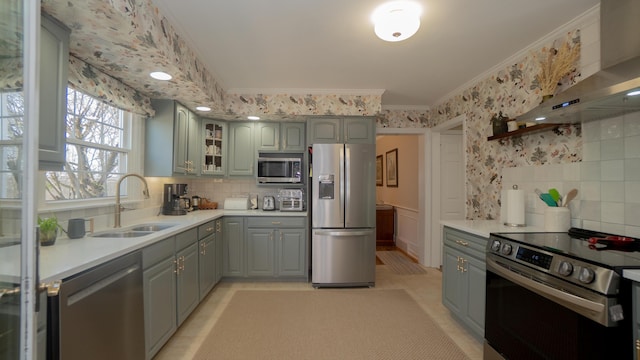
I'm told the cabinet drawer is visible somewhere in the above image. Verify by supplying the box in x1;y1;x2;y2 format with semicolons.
143;237;175;269
443;226;487;259
176;228;198;250
246;217;305;228
198;221;216;240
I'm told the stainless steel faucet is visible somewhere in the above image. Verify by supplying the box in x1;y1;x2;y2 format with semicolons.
115;173;150;228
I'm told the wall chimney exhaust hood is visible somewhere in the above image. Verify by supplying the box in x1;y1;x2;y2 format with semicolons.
518;0;640;124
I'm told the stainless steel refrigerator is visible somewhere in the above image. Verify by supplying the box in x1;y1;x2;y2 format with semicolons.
311;143;376;287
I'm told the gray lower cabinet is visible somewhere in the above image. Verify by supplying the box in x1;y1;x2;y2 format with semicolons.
142;228;200;360
246;217;307;279
215;219;224;283
176;229;199;326
142;237;177;360
223;217;245;276
198;221;217;299
442;226;486;339
633;282;640;360
223;216;307;279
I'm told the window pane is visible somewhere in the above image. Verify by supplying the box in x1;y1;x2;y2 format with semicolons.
47;88;131;201
0;145;21;198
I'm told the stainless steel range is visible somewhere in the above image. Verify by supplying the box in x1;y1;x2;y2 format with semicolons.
484;228;640;360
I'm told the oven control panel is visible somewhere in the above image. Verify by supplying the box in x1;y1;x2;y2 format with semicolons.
488;237;619;295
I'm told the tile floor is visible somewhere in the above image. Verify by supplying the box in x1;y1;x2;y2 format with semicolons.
155;256;483;359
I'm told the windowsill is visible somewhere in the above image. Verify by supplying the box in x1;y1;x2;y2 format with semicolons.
38;198;145;212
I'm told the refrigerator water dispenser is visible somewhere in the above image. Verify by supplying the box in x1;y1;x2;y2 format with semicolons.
318;174;334;199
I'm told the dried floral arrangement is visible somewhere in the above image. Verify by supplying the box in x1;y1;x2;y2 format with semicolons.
535;40;581;97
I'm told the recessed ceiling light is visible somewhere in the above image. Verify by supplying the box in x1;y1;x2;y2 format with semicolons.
196;106;211;112
149;71;172;81
247;116;260;120
535;117;546;121
627;90;640;96
371;1;422;42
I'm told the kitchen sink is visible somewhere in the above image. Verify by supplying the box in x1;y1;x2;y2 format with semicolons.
92;231;154;238
130;224;176;232
91;223;177;238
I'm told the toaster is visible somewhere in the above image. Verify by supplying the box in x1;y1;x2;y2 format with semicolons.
262;196;276;211
278;189;304;211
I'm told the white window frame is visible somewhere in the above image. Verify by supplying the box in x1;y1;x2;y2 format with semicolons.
37;96;145;211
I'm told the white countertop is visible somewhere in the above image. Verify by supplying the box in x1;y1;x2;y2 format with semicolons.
1;209;307;284
623;270;640;283
440;219;546;238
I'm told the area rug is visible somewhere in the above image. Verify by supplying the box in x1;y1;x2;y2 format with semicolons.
376;251;427;274
193;289;469;360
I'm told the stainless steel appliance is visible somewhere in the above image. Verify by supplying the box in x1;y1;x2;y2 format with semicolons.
162;183;188;215
262;195;276;211
484;228;638;360
311;143;376;287
51;251;144;360
278;188;304;211
257;155;302;183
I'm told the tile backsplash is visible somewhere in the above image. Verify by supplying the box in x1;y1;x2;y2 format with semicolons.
502;111;640;237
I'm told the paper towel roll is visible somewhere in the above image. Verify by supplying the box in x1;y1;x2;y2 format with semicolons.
502;185;525;227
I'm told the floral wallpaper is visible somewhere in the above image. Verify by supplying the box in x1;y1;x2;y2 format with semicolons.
68;55;154;116
224;93;382;118
42;0;225;115
37;0;584;221
429;32;583;220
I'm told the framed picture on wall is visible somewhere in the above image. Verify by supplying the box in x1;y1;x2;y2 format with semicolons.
386;148;398;187
376;155;383;186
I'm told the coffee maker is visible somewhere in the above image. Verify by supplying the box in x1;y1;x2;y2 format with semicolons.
162;183;189;215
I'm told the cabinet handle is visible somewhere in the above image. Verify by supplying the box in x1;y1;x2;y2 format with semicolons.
271;221;281;225
461;259;467;272
455;240;469;247
200;242;206;255
206;227;214;232
636;339;640;360
174;259;179;274
280;233;283;241
216;222;221;232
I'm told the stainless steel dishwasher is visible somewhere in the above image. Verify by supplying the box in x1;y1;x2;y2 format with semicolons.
50;251;144;360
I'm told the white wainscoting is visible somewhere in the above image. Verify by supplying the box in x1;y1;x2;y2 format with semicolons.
391;205;419;258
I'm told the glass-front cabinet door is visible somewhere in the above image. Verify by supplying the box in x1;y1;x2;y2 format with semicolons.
1;1;40;358
201;119;226;176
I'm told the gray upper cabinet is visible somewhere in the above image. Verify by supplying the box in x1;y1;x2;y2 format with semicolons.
145;100;200;177
39;14;69;171
255;122;305;152
228;122;255;176
307;117;375;144
201;119;226;176
281;122;306;151
307;118;341;144
254;122;279;151
343;117;376;144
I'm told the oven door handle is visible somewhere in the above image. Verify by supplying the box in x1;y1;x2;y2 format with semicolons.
487;257;605;314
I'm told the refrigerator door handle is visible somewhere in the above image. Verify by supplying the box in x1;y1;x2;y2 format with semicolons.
314;230;373;237
340;146;345;221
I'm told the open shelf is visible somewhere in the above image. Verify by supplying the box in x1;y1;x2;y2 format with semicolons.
487;124;562;141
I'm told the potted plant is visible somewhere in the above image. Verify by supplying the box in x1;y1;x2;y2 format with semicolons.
38;216;59;246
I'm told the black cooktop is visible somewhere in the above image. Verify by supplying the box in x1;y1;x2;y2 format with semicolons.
491;228;640;270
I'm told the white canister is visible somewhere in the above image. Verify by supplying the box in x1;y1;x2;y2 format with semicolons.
544;207;571;232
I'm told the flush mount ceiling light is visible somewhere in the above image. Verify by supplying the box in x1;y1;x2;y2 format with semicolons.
149;71;172;81
247;116;260;120
371;1;422;42
627;90;640;96
196;106;211;111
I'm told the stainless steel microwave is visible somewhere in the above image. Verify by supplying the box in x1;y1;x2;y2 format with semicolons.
257;156;302;183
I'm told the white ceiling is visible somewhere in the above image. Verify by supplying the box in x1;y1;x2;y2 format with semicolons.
151;0;599;108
